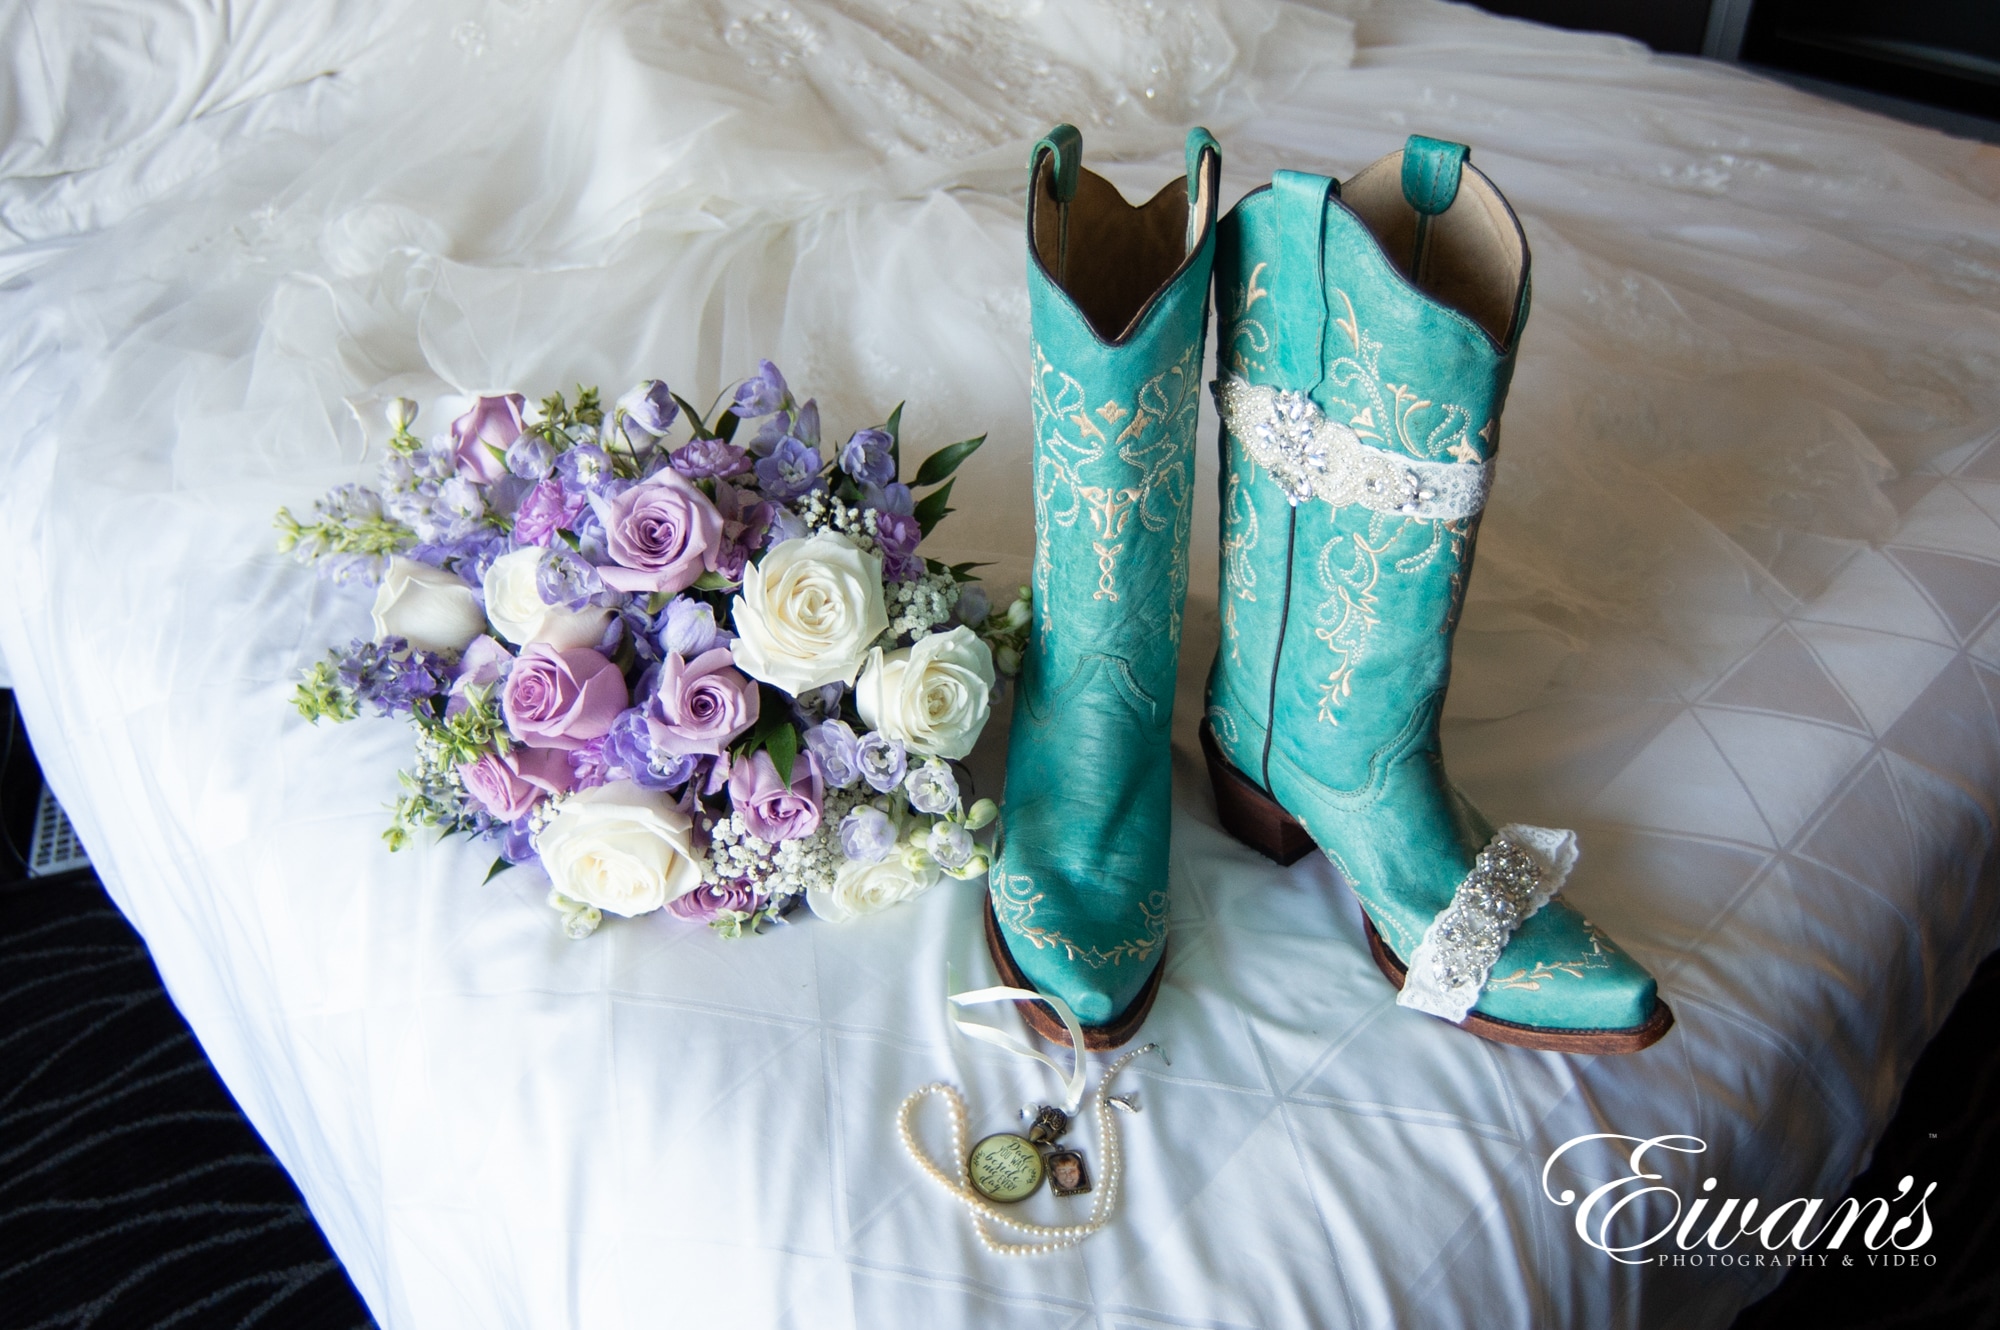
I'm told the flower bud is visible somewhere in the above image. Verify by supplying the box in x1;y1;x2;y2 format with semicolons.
387;397;419;433
946;850;991;881
900;843;937;873
964;798;998;831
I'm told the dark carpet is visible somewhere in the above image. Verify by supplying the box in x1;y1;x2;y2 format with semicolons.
0;693;375;1330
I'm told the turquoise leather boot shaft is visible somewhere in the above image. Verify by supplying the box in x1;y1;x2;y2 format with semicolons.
1206;138;1666;1038
990;125;1221;1034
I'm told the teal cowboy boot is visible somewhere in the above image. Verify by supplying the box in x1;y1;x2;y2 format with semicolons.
987;124;1221;1049
1202;137;1673;1053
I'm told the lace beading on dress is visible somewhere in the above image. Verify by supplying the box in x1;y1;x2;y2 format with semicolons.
1213;375;1492;520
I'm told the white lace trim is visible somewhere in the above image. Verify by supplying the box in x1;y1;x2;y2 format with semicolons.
1397;825;1578;1023
1213;375;1493;519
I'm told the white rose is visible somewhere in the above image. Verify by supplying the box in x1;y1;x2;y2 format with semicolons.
730;532;890;694
370;555;486;653
482;547;614;650
807;853;942;924
535;782;702;918
855;625;996;760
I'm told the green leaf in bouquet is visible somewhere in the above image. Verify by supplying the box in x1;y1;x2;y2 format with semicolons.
766;720;799;787
645;591;673;616
912;477;955;536
714;406;741;444
693;569;737;592
483;857;510;885
671;392;711;438
912;434;985;487
948;561;992;582
884;401;906;478
557;528;581;551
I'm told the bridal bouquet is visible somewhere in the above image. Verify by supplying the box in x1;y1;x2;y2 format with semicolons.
278;363;1028;939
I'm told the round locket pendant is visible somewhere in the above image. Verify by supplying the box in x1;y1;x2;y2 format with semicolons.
966;1132;1045;1203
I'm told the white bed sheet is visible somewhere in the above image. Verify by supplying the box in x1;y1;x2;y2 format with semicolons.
5;1;2000;1326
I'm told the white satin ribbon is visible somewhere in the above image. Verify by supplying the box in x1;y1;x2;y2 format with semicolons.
947;979;1089;1113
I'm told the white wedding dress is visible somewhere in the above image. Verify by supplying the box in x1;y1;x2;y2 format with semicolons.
3;1;2000;1325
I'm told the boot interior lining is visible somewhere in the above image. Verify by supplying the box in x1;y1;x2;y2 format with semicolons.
1032;156;1208;343
1342;152;1526;347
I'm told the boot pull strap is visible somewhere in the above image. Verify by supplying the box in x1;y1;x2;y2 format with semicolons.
1184;127;1220;252
1032;124;1082;285
1272;170;1339;400
1401;135;1468;285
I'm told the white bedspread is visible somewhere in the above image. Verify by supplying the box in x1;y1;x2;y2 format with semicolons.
5;1;2000;1326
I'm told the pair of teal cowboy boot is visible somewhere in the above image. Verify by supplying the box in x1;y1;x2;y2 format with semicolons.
989;126;1673;1055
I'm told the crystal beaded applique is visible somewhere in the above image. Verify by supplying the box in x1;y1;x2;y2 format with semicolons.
1212;375;1493;520
1397;825;1579;1023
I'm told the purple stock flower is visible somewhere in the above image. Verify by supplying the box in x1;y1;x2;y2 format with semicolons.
729;749;824;842
790;400;821;447
875;510;921;558
856;732;906;793
730;360;790;418
513;479;586;547
754;436;823;501
839;429;895;487
447;634;513;717
668;880;767;922
660;597;728;657
765;506;809;546
862;481;914;515
556;444;616;492
882;551;925;584
500;816;539;865
537;545;604;611
336;638;451;718
670;436;751;479
606;706;702;790
619;380;679;440
804;719;862;787
838;805;899;863
567;735;615;791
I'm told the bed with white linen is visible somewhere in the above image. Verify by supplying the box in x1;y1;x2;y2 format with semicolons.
5;1;2000;1326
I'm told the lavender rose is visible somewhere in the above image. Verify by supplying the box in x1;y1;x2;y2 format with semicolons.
450;395;527;484
646;648;759;757
668;880;768;922
592;469;722;595
459;745;576;820
729;750;824;843
502;643;629;751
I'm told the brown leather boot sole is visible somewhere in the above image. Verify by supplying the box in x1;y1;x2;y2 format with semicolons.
1200;720;1675;1054
982;899;1165;1051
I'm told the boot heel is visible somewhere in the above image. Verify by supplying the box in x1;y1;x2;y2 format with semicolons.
1199;721;1317;866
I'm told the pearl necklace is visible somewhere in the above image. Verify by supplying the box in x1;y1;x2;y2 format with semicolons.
897;1044;1158;1257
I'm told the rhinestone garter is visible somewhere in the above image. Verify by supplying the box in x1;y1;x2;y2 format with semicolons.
1397;825;1578;1023
1213;375;1493;519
